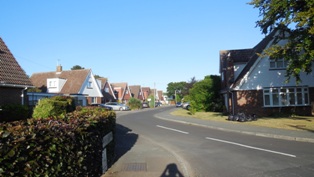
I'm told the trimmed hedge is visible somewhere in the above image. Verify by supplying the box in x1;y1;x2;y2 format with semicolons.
0;104;29;122
32;96;76;119
0;106;116;177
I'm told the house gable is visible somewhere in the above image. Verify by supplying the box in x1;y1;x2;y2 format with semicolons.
0;37;33;106
129;85;143;100
79;70;103;97
0;37;32;87
219;29;314;116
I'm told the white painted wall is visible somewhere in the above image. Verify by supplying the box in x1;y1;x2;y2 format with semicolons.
237;57;314;90
81;72;103;97
47;78;66;93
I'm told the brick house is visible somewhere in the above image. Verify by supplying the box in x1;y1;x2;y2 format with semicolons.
0;37;33;106
30;65;103;106
110;82;131;104
220;30;314;116
129;85;145;101
141;87;151;102
98;77;117;103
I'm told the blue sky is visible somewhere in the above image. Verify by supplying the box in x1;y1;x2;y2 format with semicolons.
1;0;265;92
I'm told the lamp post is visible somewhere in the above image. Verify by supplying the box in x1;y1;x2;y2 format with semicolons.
175;89;181;105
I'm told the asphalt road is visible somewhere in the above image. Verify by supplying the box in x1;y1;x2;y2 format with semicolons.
116;106;314;177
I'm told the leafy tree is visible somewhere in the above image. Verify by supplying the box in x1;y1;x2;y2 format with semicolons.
249;0;314;83
71;65;85;70
166;81;186;100
184;77;197;95
94;75;102;79
188;75;222;112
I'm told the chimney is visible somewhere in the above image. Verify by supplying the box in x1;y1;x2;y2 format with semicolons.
56;65;62;72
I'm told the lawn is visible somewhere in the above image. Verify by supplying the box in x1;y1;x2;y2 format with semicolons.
171;109;314;132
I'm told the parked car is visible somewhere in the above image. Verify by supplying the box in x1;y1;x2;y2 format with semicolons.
155;102;162;107
142;102;149;108
104;102;130;111
90;103;113;110
99;104;113;111
175;102;182;107
182;102;190;110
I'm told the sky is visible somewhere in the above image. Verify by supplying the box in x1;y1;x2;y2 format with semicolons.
1;0;265;92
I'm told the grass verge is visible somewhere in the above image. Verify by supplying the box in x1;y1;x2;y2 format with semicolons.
171;109;314;132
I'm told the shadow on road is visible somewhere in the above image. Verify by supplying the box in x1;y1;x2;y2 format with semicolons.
160;163;184;177
112;124;138;164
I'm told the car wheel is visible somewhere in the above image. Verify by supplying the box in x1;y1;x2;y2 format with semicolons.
119;107;123;111
186;105;190;110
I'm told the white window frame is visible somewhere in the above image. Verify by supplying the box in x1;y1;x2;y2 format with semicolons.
269;58;288;69
91;97;97;103
263;87;309;107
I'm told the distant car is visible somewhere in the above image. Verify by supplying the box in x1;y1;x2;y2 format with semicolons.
182;102;190;110
99;104;113;111
142;102;149;108
90;103;113;110
175;102;182;107
104;102;130;111
155;102;162;107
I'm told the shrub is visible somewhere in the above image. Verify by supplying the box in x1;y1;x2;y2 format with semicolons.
32;96;75;119
189;100;197;115
127;98;142;110
0;104;29;122
0;106;116;177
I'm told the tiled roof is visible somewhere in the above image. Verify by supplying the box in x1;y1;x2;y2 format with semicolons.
0;37;33;87
30;69;90;94
111;82;127;88
97;77;108;89
129;85;141;98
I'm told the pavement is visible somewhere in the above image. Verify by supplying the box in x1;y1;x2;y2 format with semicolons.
102;106;314;177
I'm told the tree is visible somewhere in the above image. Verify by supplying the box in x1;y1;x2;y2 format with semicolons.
94;75;102;79
166;81;186;100
249;0;314;83
71;65;85;70
188;75;222;112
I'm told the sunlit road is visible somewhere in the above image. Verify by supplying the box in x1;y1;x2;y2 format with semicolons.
116;106;314;177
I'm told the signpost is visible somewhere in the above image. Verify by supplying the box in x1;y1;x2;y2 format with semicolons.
102;132;113;173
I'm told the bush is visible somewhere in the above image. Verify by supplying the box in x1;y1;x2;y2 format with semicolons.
127;98;142;110
189;100;197;115
0;106;116;177
0;104;29;122
32;96;75;119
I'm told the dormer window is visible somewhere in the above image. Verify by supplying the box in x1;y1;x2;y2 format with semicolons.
48;80;57;88
269;58;287;69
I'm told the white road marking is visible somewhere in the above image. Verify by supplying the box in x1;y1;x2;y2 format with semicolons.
157;125;189;134
206;137;296;158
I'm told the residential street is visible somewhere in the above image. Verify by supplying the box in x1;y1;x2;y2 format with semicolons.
105;106;314;177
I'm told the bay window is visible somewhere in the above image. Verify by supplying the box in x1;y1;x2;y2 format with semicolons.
263;87;309;107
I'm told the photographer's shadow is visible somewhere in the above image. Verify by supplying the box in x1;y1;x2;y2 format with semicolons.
160;163;184;177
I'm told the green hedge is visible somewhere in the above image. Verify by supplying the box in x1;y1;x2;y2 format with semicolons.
0;107;116;177
0;104;29;122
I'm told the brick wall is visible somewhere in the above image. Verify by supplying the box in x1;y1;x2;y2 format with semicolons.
234;89;313;117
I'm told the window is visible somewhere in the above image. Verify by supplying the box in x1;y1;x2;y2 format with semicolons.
87;81;92;88
48;80;56;88
269;58;288;69
263;87;309;107
105;88;109;93
91;97;97;103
